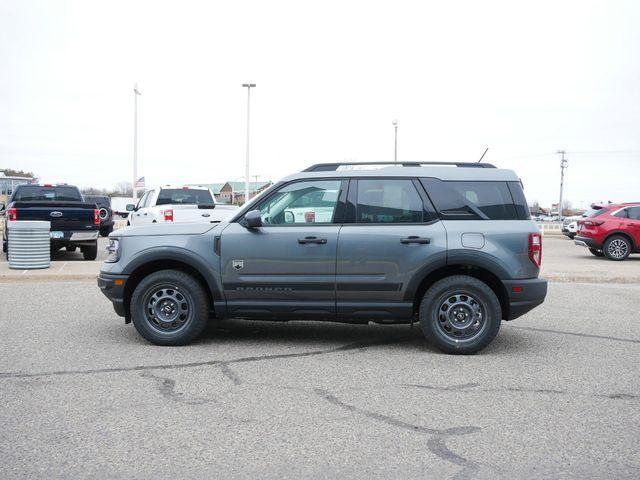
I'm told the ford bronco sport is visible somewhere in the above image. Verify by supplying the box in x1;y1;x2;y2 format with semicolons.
98;162;547;354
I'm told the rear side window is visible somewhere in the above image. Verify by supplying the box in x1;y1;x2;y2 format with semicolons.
420;179;523;220
13;186;83;202
156;188;214;206
628;207;640;220
583;206;609;218
356;179;423;223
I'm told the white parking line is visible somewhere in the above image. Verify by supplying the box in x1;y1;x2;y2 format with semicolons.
58;262;68;273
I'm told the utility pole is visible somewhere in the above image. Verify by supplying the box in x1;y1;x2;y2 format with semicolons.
557;150;568;219
132;84;141;201
392;120;398;163
242;83;256;205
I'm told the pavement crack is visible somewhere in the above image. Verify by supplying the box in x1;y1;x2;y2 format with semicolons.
314;388;481;479
219;363;242;385
140;372;210;405
506;325;640;344
403;383;638;401
0;336;412;380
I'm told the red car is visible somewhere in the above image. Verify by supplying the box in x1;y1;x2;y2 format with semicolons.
574;203;640;260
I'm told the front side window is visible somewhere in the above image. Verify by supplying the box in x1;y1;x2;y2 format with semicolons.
356;179;423;223
258;180;341;224
136;191;149;209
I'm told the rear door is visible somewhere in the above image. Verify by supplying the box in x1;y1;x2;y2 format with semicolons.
336;178;447;321
220;179;346;319
624;207;640;247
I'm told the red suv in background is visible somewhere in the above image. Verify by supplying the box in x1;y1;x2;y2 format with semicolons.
575;203;640;260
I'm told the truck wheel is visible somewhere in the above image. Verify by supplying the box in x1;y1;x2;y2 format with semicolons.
82;243;98;260
588;248;604;257
130;270;209;346
603;235;631;261
66;246;77;252
100;226;113;237
419;275;501;355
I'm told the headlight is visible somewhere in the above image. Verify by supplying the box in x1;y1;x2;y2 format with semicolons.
105;238;120;263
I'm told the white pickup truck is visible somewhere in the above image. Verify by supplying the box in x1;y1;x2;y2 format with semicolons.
126;186;238;226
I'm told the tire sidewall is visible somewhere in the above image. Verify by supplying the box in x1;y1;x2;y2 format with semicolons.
604;236;631;261
131;270;209;346
420;275;501;354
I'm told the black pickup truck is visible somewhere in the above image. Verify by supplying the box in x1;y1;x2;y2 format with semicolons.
2;184;100;260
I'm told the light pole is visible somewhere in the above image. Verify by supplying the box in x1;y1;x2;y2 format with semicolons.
557;150;568;219
133;83;141;201
242;83;256;204
392;119;398;163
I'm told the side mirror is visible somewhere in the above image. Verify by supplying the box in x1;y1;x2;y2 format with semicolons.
126;204;136;212
244;210;262;229
284;211;295;224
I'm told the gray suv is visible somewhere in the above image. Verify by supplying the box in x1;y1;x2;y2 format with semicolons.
98;162;547;354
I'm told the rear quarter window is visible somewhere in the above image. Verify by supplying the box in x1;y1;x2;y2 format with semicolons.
420;178;524;220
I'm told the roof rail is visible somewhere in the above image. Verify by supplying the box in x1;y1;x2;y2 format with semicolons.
302;161;496;172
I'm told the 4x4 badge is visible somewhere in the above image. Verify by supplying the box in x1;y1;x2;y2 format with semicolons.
232;260;244;270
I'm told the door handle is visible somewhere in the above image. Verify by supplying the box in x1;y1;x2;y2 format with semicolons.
400;236;431;244
298;236;327;244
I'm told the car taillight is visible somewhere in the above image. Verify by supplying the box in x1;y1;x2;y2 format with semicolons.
583;220;604;227
94;209;100;225
164;209;174;222
8;207;17;221
529;233;542;268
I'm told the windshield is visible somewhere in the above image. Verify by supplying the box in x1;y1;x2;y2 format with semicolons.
13;186;83;202
156;188;214;206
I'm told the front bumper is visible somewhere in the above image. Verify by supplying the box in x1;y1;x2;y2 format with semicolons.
574;235;598;249
97;272;129;318
503;277;548;320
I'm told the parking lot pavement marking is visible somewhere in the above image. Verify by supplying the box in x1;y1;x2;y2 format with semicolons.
57;262;68;273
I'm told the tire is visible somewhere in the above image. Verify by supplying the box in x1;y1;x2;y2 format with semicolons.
588;248;604;257
419;275;502;355
603;235;631;261
82;243;98;260
130;270;209;346
100;226;113;237
66;246;77;252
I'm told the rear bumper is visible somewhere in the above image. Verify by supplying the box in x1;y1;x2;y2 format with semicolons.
97;272;129;318
50;230;99;246
503;277;548;320
574;236;598;249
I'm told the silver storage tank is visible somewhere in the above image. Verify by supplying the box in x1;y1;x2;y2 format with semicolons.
7;220;51;269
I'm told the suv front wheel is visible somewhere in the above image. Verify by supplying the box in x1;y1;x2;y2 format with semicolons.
419;275;502;355
130;270;209;345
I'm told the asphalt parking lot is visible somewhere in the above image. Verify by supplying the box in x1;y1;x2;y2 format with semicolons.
1;236;639;479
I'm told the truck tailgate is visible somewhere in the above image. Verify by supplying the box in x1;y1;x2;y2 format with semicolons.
12;201;98;231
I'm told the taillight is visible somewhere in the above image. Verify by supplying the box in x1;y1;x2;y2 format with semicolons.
8;207;17;221
529;233;542;268
94;208;100;225
583;220;604;227
164;209;174;222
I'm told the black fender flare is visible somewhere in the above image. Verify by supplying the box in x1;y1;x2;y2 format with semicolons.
403;249;510;302
123;246;223;302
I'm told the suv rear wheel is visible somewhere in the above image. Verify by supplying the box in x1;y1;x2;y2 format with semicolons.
419;275;501;354
130;270;209;346
603;235;631;261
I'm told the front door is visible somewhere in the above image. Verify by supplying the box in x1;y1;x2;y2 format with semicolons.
336;178;447;321
220;179;346;319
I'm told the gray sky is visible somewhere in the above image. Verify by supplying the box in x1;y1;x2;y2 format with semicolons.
1;0;639;208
